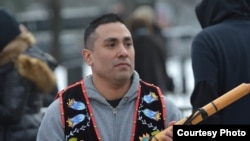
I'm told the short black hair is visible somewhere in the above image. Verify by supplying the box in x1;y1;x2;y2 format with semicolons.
83;13;125;49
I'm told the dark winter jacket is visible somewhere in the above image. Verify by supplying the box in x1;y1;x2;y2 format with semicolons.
0;31;57;141
190;0;250;124
133;30;174;93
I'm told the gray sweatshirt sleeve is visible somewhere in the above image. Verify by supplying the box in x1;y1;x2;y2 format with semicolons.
164;96;183;125
36;99;64;141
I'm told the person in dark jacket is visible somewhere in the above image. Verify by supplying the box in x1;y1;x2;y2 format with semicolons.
127;6;174;94
19;24;59;107
0;8;58;141
190;0;250;124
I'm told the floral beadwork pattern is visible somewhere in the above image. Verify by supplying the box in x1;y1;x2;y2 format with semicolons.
65;98;91;141
138;91;163;141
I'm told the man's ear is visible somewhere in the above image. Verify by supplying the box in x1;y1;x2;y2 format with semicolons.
82;49;93;66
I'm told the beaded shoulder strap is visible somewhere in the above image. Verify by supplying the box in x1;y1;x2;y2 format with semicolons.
133;80;167;141
58;80;100;141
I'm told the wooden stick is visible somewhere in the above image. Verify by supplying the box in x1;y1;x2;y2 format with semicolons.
155;83;250;141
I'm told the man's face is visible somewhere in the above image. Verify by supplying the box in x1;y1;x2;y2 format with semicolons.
83;22;135;83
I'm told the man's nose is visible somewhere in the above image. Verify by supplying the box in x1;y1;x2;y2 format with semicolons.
117;44;128;57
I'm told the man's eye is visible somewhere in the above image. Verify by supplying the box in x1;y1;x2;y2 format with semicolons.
105;43;115;48
125;43;132;47
108;43;115;47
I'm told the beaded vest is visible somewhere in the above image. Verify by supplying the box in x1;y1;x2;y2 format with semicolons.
57;80;167;141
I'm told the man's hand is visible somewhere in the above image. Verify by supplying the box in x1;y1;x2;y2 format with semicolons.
152;121;176;141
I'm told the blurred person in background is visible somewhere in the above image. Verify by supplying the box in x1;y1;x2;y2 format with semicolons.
0;7;58;141
19;24;59;107
127;5;174;94
190;0;250;124
132;5;169;61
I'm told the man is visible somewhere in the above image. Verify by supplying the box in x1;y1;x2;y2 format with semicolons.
37;13;182;141
190;0;250;124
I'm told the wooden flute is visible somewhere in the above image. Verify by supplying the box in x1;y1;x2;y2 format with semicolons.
154;83;250;141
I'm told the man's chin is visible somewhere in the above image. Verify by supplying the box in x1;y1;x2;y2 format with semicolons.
115;71;133;80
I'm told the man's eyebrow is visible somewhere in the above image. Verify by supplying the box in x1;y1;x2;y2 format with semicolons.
103;36;132;43
124;36;132;41
104;37;117;43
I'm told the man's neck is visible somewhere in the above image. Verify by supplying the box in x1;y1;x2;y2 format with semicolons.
92;76;131;100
